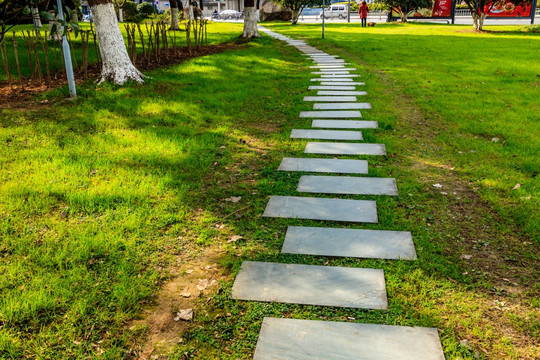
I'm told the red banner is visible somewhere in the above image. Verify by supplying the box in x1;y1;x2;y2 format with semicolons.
484;1;532;17
433;0;453;17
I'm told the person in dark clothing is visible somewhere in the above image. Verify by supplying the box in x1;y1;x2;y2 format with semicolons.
359;1;369;28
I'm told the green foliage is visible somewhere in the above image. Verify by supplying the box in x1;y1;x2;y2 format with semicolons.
137;2;155;15
122;0;139;21
375;0;431;20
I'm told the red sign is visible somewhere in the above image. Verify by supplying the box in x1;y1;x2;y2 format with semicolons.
433;0;452;17
484;1;532;17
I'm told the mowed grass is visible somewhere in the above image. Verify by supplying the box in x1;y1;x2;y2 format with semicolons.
0;21;241;81
0;22;538;360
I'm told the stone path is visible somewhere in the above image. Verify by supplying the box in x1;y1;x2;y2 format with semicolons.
230;27;445;359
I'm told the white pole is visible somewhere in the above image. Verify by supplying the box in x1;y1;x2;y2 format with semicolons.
347;0;351;22
56;0;76;98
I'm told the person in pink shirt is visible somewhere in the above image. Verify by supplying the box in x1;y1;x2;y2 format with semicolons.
359;1;369;27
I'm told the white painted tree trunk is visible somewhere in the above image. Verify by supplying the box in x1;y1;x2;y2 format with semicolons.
241;7;260;38
32;7;43;28
91;2;144;84
49;15;63;41
170;7;180;29
119;8;124;22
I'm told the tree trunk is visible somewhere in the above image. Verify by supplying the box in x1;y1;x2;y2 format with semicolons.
399;10;407;22
49;14;63;41
291;9;300;25
241;6;259;38
32;7;43;28
471;11;485;30
170;0;180;29
89;1;144;84
118;8;123;22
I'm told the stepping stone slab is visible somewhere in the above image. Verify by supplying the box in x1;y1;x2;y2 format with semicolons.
314;102;372;110
290;129;363;140
320;74;360;78
314;60;345;63
317;68;356;72
282;226;417;260
278;157;368;174
309;86;356;90
311;71;351;75
298;175;398;196
320;82;365;86
310;64;351;68
317;90;367;96
305;142;386;155
311;78;354;82
304;96;357;102
300;111;362;118
263;196;378;223
312;119;378;129
253;318;445;360
231;261;387;309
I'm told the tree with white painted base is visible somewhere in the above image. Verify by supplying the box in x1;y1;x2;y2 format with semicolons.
169;0;181;30
112;0;127;22
241;0;259;38
88;0;144;84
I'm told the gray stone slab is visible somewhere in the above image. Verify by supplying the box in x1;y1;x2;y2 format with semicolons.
311;78;354;82
298;175;398;196
263;196;378;223
305;142;386;155
290;129;363;140
282;226;416;260
300;111;362;118
304;96;357;102
231;262;387;309
278;157;368;174
310;64;351;68
320;74;360;78
313;60;345;63
311;71;351;75
317;91;367;96
314;102;372;110
253;318;445;360
312;119;378;129
309;86;356;90
317;68;356;72
320;82;365;86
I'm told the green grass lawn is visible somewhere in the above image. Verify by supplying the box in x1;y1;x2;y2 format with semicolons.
0;21;240;81
0;22;538;359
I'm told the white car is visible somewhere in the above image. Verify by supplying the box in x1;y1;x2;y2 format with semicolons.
219;10;241;19
320;5;348;19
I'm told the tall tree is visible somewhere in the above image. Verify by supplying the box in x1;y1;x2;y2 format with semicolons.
169;0;181;30
376;0;430;22
241;0;259;38
273;0;322;24
461;0;532;31
87;0;144;84
112;0;127;22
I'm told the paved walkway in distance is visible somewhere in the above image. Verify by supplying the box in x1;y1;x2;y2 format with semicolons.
230;26;446;359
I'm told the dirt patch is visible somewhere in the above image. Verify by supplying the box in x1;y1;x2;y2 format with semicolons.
0;43;242;108
129;246;227;360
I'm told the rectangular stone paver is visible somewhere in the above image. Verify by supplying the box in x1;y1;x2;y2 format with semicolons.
312;71;350;75
291;129;363;140
305;142;386;155
320;74;360;78
298;175;398;196
304;96;357;102
300;111;362;118
253;318;445;360
311;78;353;82
312;119;378;129
313;60;345;63
314;102;372;110
320;82;365;86
278;157;368;174
309;86;356;90
315;68;356;72
282;226;416;260
263;196;378;223
231;262;387;309
317;91;367;96
310;64;350;68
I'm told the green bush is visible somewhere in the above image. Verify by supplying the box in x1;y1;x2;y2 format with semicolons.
137;2;156;15
123;0;139;21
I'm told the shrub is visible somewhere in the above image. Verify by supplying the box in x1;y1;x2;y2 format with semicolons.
123;0;139;21
137;2;156;15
